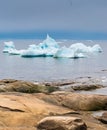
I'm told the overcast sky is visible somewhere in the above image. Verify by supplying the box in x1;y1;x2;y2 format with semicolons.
0;0;107;33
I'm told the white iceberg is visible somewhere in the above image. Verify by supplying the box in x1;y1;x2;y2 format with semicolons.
54;43;102;58
2;36;102;59
70;43;90;53
44;47;58;57
21;44;45;57
91;44;103;52
28;44;39;50
54;46;74;58
8;49;24;55
21;35;59;57
21;50;45;57
39;34;59;49
3;41;15;53
54;46;85;58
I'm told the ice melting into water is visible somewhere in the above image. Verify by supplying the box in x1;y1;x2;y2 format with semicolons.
2;35;102;58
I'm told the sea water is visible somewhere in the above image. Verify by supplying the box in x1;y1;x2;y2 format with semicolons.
0;39;107;82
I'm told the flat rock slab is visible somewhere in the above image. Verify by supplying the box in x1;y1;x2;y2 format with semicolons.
0;127;36;130
36;92;107;111
37;116;87;130
0;92;73;127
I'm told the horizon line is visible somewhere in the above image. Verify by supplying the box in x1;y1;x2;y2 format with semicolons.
0;31;107;40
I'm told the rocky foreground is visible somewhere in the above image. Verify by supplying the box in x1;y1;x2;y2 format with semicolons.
0;79;107;130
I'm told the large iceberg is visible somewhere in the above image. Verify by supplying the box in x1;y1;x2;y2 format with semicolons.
21;35;59;57
3;41;15;53
2;35;102;59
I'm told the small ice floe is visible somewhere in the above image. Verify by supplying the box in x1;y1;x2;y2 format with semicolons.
3;41;15;53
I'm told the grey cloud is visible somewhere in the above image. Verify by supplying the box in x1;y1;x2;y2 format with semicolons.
0;0;107;32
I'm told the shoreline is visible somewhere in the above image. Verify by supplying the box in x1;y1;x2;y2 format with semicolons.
0;78;107;130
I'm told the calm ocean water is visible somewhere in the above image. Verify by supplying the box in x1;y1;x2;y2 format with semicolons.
0;39;107;82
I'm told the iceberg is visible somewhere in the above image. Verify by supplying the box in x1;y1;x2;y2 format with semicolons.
21;35;59;57
8;49;24;55
39;34;59;56
21;49;45;57
28;44;39;50
54;46;75;58
3;41;25;55
21;44;45;57
2;36;102;59
3;41;15;53
54;46;85;58
39;34;59;49
70;43;90;53
54;43;102;58
44;48;58;57
91;44;103;52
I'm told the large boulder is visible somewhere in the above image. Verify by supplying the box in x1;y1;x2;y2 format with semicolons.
37;116;87;130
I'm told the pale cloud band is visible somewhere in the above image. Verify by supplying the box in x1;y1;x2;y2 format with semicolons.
0;0;107;32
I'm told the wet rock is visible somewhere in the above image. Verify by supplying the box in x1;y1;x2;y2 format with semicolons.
0;79;59;93
43;80;75;87
37;116;87;130
43;77;105;92
72;84;103;91
0;79;17;84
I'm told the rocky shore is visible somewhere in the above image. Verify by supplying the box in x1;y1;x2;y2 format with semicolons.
0;78;107;130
